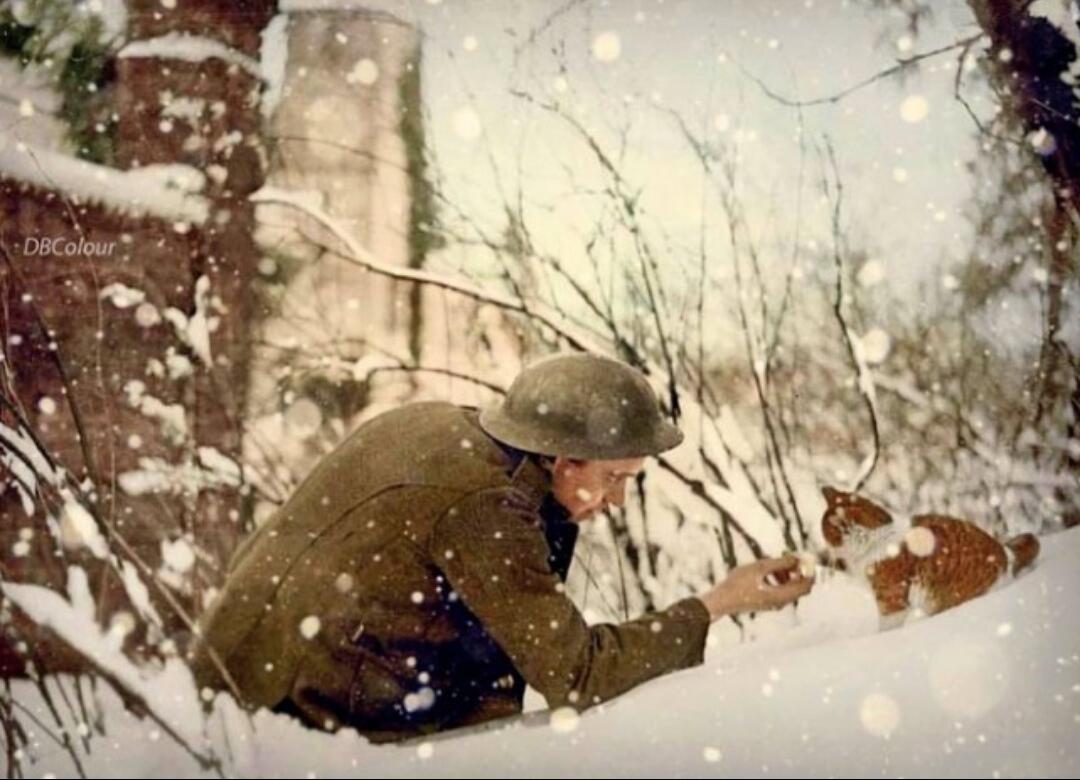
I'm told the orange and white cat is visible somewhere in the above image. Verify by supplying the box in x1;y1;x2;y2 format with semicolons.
817;486;1040;630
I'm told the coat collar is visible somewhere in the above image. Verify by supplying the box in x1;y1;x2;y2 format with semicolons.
507;448;555;508
496;440;578;581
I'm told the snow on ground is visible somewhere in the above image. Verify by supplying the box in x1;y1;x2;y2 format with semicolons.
11;527;1080;778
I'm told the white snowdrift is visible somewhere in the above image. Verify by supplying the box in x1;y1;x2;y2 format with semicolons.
9;527;1080;778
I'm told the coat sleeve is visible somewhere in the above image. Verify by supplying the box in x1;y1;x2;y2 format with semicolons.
428;486;711;710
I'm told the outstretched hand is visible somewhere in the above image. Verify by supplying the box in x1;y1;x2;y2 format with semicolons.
697;554;815;621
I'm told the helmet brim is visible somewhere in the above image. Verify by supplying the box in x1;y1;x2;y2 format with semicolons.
479;406;684;461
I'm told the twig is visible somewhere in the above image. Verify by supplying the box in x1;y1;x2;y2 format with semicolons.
822;140;882;491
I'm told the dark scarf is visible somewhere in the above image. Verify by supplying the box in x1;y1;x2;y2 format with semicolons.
495;441;579;582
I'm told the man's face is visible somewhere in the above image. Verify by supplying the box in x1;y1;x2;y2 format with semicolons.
550;456;646;521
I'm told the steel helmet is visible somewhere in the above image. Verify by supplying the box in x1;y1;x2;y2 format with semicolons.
479;353;683;460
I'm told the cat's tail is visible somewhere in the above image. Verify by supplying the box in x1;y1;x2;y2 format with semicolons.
1005;533;1040;576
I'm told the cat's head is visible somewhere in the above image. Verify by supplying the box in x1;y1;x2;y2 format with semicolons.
818;486;895;571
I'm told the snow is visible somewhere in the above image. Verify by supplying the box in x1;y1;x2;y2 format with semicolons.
123;380;189;444
88;0;129;43
197;446;242;485
119;32;262;81
298;615;321;639
11;525;1078;776
1028;128;1058;157
279;0;410;9
857;327;891;365
0;141;209;224
57;492;109;559
717;404;755;463
904;525;936;557
161;538;196;574
856;260;885;288
135;302;163;328
592;31;622;63
118;450;242;498
120;559;163;630
3;568;207;751
260;14;290;120
347;58;380;86
162;275;214;367
899;94;929;124
452;106;483;141
0;418;64;515
100;282;147;309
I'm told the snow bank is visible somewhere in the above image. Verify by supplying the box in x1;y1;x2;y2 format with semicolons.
9;527;1080;777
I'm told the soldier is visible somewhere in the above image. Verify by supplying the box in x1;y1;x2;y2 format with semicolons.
190;353;813;742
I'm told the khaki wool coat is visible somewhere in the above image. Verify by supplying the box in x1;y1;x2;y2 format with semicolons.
191;401;709;742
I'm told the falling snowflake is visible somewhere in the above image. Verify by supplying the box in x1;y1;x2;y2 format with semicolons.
703;746;722;763
859;692;901;738
403;687;435;713
892;166;908;183
904;526;936;557
1028;128;1057;156
452;107;482;141
592;31;621;62
335;573;354;593
463;35;478;52
346;59;379;86
859;328;891;364
549;706;580;733
135;302;162;328
899;95;929;123
857;260;885;288
299;615;322;640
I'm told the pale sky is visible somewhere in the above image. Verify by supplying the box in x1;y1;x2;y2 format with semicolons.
351;0;989;311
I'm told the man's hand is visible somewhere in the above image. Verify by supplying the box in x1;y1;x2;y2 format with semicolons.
697;554;815;621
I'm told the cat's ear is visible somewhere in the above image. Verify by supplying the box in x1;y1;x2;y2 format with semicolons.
853;494;894;527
